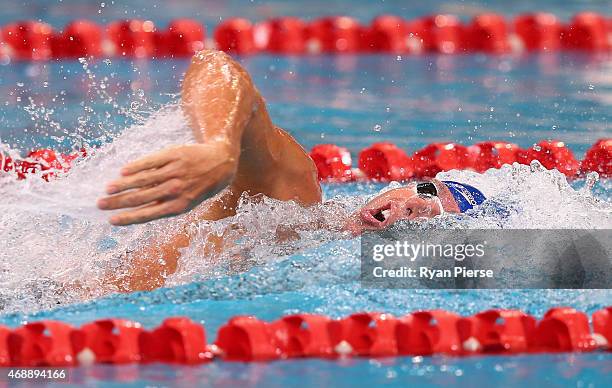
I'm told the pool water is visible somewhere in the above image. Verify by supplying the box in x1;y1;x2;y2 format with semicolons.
0;1;611;387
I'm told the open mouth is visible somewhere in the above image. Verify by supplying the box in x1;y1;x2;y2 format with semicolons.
361;202;395;227
372;206;392;222
360;201;413;229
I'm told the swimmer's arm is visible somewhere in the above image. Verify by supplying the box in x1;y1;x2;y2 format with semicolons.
181;50;257;152
98;50;256;225
107;222;230;292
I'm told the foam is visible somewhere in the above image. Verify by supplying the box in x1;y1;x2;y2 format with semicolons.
0;103;610;314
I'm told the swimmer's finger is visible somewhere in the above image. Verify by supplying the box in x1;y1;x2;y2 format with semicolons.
98;179;182;210
109;199;186;226
120;149;176;176
106;163;178;194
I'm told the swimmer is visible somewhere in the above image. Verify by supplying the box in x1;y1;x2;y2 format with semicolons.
97;50;486;291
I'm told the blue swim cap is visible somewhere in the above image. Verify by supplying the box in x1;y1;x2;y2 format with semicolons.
441;180;486;213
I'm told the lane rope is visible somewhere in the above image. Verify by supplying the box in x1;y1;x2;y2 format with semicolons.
1;307;610;365
3;139;608;182
0;12;609;61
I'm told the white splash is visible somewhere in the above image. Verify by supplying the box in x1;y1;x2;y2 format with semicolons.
0;104;610;314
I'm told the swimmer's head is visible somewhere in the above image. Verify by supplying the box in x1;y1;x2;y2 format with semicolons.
344;182;444;234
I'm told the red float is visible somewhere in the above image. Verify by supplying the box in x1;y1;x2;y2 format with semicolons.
468;141;519;172
214;18;257;55
457;309;537;354
7;321;84;366
3;139;611;181
52;20;102;59
140;317;210;364
412;142;471;178
562;12;609;51
269;314;333;358
413;15;466;54
266;17;307;54
328;313;398;357
396;310;462;355
592;307;612;348
358;142;413;181
1;307;611;366
80;319;143;364
581;138;611;177
0;326;10;366
26;149;73;181
514;13;563;52
307;16;363;53
27;149;65;170
533;307;600;352
310;144;353;182
215;316;279;361
161;19;205;58
1;153;14;173
467;14;511;53
2;21;54;61
517;140;580;176
14;160;40;180
107;19;156;58
366;15;409;53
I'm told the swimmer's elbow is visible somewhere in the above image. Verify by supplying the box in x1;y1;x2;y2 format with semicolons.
181;49;258;142
182;49;256;103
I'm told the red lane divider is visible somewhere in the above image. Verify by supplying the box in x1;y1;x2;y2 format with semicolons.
2;21;54;61
563;12;610;51
162;19;206;58
457;309;536;354
358;142;413;181
533;307;602;352
409;14;466;54
582;139;612;177
0;12;609;61
215;316;279;361
1;139;609;182
514;13;563;52
107;19;157;58
52;20;103;59
468;141;520;173
269;313;333;358
593;307;612;345
516;140;581;176
1;148;86;181
310;144;354;182
214;18;257;55
139;317;210;364
0;326;11;366
7;321;84;366
80;319;143;364
264;17;308;54
366;15;411;53
1;307;608;366
467;13;511;53
328;312;398;357
307;16;364;53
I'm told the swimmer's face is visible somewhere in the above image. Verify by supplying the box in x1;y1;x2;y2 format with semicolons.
345;185;442;234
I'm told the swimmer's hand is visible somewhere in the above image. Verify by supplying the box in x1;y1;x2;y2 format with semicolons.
97;142;238;225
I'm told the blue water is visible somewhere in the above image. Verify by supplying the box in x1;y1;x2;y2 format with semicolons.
1;1;611;387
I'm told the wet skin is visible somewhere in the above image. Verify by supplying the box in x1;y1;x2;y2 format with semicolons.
97;50;460;291
344;179;461;235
